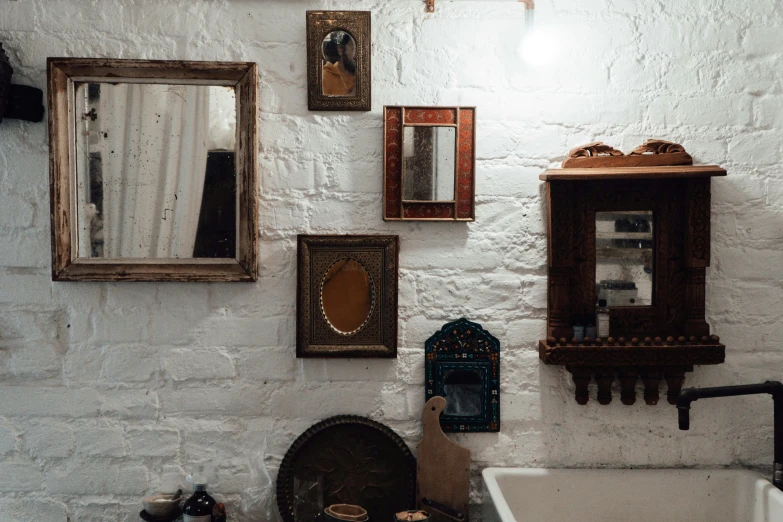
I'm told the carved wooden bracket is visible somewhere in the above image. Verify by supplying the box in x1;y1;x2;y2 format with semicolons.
563;139;693;169
541;337;724;405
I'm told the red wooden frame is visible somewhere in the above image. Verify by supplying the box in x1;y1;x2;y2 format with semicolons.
383;106;476;221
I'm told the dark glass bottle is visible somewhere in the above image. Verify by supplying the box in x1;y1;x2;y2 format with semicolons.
183;484;216;522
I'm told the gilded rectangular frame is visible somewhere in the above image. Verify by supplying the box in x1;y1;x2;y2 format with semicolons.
306;11;372;112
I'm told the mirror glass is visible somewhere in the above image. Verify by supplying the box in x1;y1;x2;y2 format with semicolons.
321;258;374;334
74;82;238;259
443;369;483;417
321;30;357;96
596;211;654;307
402;126;456;201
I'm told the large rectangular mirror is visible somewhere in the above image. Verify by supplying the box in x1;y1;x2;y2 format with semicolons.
48;59;258;281
595;211;654;306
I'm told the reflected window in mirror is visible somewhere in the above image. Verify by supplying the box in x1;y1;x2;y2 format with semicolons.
402;126;456;202
595;211;654;307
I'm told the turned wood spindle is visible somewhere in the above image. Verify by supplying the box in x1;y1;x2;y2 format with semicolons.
596;369;615;405
641;368;663;405
618;368;638;405
570;368;592;405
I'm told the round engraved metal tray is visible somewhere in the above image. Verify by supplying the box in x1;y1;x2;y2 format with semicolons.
276;415;417;522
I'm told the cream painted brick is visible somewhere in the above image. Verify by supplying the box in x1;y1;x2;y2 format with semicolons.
100;391;160;420
161;386;272;417
23;423;73;458
743;26;783;55
0;420;17;455
47;463;147;495
728;133;781;165
127;427;180;457
75;427;126;457
0;461;43;492
235;346;297;382
7;499;67;522
738;209;783;241
102;345;159;383
163;349;235;382
1;340;61;379
0;387;100;418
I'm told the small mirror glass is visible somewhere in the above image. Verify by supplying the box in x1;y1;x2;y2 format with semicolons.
402;126;456;201
596;211;654;306
322;30;357;96
443;369;483;417
321;258;374;334
74;83;237;259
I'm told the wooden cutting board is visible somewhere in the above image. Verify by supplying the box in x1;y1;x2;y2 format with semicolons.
416;396;470;522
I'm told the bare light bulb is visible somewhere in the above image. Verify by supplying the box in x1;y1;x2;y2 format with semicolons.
517;26;561;68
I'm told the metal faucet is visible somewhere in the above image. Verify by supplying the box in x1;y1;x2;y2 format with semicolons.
677;381;783;490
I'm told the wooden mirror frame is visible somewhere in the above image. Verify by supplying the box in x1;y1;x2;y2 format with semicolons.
383;106;476;221
538;141;727;406
47;58;258;282
297;235;398;358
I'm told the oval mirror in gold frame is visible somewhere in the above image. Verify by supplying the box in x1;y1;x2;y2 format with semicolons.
320;258;374;335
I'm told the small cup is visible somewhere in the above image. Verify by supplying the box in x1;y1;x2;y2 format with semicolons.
324;504;368;522
141;493;181;519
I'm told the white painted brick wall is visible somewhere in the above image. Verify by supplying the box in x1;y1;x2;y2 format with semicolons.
0;0;782;519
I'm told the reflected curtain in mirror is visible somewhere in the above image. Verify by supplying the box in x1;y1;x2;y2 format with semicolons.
74;83;228;259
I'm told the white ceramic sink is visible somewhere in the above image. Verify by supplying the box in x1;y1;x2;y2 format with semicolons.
483;468;783;522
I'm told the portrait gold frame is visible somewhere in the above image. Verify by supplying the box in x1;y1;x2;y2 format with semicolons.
297;235;398;358
306;11;371;112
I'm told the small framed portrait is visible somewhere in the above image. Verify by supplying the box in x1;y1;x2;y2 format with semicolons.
306;11;371;111
297;235;398;358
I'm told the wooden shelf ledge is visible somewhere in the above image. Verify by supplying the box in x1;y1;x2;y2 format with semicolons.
539;336;725;406
539;165;727;181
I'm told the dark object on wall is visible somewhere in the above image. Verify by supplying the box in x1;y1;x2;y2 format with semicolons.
417;397;470;522
0;43;44;123
306;11;371;111
384;106;476;221
425;319;499;432
538;140;727;406
276;415;416;522
297;235;399;358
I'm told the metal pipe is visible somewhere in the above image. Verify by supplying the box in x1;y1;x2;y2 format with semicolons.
676;381;783;490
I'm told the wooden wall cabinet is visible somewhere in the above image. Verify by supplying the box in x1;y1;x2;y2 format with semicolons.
539;141;727;406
